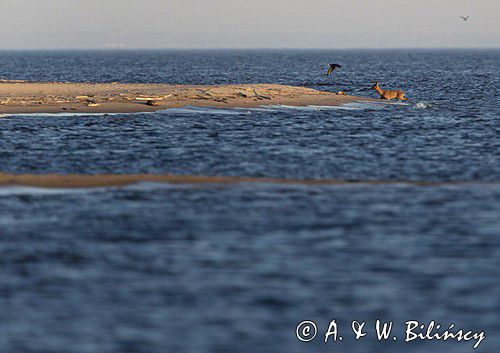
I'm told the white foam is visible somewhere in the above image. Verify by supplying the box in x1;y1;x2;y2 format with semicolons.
0;182;203;196
267;101;411;111
0;186;91;196
414;102;432;109
267;104;361;111
158;106;251;115
383;101;410;106
0;100;411;119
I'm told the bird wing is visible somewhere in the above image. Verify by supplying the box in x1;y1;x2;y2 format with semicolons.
327;66;334;75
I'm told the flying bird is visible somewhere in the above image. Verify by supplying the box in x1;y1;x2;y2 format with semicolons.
327;63;342;76
460;16;470;21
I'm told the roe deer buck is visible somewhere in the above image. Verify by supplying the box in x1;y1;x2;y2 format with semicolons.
372;81;408;101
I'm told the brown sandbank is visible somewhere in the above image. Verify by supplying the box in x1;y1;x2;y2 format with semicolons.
0;173;491;189
0;81;375;114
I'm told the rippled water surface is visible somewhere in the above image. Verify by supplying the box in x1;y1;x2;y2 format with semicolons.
0;50;499;353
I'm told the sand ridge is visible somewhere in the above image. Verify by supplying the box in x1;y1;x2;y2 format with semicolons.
0;173;492;188
0;81;375;114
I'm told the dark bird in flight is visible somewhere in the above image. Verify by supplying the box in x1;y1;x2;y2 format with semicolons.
327;63;342;76
460;16;470;21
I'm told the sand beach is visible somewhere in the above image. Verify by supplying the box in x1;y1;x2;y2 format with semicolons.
0;81;373;114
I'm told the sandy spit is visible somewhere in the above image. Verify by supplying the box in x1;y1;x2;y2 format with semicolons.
0;81;375;114
0;173;491;188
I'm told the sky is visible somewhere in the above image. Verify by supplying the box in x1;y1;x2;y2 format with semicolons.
0;0;498;49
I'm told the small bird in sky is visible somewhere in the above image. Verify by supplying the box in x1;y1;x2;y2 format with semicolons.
327;64;342;76
460;16;470;21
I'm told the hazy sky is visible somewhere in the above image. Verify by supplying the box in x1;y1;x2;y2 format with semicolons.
0;0;498;49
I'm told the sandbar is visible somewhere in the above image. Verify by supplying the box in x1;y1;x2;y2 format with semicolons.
0;173;489;188
0;81;375;114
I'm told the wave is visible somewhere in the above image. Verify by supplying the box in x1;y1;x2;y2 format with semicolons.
0;182;200;197
0;100;413;119
0;186;91;196
162;102;397;114
157;106;252;115
413;102;433;109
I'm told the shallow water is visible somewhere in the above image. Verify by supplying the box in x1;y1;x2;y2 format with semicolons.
0;102;498;181
0;50;499;353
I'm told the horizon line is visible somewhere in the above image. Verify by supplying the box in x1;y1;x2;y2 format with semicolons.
0;47;499;51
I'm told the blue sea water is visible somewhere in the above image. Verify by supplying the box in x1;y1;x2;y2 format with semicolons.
0;50;499;353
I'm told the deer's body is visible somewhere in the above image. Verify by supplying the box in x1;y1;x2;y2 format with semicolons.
372;82;408;101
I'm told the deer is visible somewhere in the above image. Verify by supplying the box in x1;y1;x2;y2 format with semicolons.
371;81;408;101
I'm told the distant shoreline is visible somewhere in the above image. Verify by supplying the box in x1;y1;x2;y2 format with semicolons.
0;47;499;51
0;81;375;114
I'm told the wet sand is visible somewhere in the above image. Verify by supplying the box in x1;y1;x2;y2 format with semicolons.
0;173;491;188
0;81;374;114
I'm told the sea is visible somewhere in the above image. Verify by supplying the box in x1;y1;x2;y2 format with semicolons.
0;50;498;353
